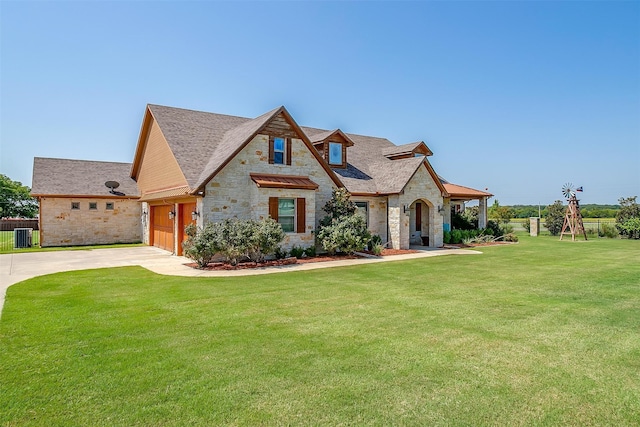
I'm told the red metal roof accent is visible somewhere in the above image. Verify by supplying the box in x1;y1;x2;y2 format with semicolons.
250;173;319;190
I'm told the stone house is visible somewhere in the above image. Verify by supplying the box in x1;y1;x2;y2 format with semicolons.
31;104;492;252
31;158;141;247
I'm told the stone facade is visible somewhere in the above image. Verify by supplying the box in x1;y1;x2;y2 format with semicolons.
40;197;141;247
351;196;388;243
387;165;444;249
202;134;337;250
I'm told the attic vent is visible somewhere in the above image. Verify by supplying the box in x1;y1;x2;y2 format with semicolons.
105;180;125;196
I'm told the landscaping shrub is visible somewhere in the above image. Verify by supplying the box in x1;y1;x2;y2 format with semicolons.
500;224;514;235
599;223;619;239
317;189;371;254
484;220;502;237
522;220;531;233
443;230;452;244
317;214;370;255
618;217;640;240
289;245;306;259
182;223;218;268
616;196;640;239
502;233;519;242
182;218;285;268
304;246;316;258
452;212;475;230
368;234;383;250
372;243;383;256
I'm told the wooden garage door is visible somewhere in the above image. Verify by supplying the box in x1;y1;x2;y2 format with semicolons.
151;205;174;253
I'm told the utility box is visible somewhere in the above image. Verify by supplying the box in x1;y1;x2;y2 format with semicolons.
14;228;32;248
529;217;540;237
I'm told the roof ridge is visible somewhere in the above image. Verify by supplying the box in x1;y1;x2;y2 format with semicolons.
34;156;132;165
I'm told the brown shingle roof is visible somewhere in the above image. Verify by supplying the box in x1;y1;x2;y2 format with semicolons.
32;157;139;197
146;104;248;191
139;105;446;197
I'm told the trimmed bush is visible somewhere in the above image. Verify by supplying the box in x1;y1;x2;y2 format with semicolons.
182;218;285;268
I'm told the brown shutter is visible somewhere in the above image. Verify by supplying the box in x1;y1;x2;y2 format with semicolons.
269;197;278;221
296;198;305;233
416;202;422;231
268;136;274;164
286;138;292;166
342;144;347;168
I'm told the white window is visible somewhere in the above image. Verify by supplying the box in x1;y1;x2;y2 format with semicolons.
273;137;285;165
355;201;369;226
329;142;342;165
278;198;295;232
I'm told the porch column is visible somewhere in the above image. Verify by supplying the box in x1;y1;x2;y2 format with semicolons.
478;197;488;229
443;199;451;231
387;195;402;249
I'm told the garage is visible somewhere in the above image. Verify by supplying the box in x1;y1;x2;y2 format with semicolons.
151;205;174;252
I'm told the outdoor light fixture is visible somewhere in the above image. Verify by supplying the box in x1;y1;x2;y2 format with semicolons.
168;210;176;220
437;205;444;213
403;204;410;213
191;210;199;221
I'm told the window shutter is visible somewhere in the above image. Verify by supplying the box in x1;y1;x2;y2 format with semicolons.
286;138;292;166
268;136;274;164
269;197;278;221
296;198;305;233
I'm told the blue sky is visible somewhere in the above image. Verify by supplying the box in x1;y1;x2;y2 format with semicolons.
1;0;638;205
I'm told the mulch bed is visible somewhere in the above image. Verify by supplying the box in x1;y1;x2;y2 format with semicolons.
184;248;420;270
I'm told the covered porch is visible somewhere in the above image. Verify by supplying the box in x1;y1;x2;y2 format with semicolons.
440;182;493;230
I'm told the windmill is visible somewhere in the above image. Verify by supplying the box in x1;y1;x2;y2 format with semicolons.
560;183;587;241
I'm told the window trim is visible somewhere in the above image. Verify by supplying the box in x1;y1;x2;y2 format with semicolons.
328;142;343;166
106;202;114;210
71;202;80;210
268;136;292;166
89;202;98;210
354;201;369;227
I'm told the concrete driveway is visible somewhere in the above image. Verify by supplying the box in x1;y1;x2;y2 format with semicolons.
0;245;479;317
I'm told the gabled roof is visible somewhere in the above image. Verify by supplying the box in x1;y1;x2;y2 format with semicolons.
382;141;433;158
32;157;139;197
131;104;344;194
301;127;447;196
307;129;355;147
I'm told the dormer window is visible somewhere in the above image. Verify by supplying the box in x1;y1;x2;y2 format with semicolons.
328;142;343;165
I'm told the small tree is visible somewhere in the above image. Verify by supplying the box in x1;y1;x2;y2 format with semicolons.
545;200;565;236
317;188;370;254
0;174;38;218
616;196;640;239
489;200;514;225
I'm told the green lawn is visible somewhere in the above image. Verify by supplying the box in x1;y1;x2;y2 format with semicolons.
0;230;143;254
1;236;639;426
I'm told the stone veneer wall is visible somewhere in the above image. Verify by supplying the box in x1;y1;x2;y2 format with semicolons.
40;197;141;247
388;165;444;249
351;196;388;243
202;134;337;250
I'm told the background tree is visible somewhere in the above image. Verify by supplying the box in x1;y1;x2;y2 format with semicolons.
0;174;38;218
488;200;514;225
616;196;640;239
544;200;565;236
